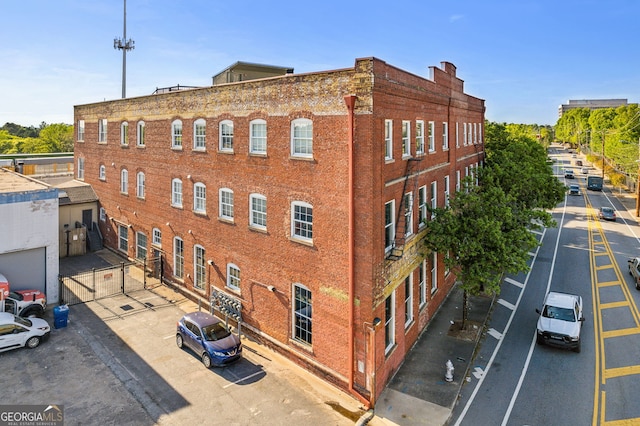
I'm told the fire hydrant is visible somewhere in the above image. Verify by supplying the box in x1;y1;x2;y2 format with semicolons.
445;359;454;382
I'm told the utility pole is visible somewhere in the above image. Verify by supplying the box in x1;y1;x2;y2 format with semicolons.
114;0;135;99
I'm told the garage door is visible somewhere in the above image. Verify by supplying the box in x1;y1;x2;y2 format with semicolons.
0;247;46;293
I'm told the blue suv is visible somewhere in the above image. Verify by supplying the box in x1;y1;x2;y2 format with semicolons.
176;311;242;368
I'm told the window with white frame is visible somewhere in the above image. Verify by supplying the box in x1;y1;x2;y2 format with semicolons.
444;175;450;207
419;260;427;308
431;252;438;294
479;124;483;143
428;121;435;152
384;291;395;353
430;181;437;218
193;119;206;150
193;182;206;213
402;120;411;157
294;284;312;345
219;120;233;152
120;122;128;146
99;165;106;181
219;188;234;220
77;157;84;179
473;123;478;144
194;245;206;290
172;119;182;148
174;237;184;279
456;170;461;192
152;228;161;246
468;123;473;145
120;169;128;194
171;178;183;207
249;194;267;229
136;172;145;198
292;201;313;241
136;232;147;261
291;118;313;158
250;119;267;154
99;207;106;222
98;119;107;143
455;122;459;148
384;119;393;160
77;120;85;141
385;200;395;252
404;192;413;237
415;120;425;154
418;185;427;226
118;225;128;253
442;122;449;150
227;263;240;291
463;122;468;145
137;121;145;146
404;275;413;327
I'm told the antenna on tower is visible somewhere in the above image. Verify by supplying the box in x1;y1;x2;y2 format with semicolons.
114;0;135;99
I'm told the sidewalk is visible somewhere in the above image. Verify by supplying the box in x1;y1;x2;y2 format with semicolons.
366;285;495;426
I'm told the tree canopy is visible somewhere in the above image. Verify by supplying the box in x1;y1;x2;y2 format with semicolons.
0;122;73;154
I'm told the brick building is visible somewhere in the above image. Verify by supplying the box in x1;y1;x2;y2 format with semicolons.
73;57;485;406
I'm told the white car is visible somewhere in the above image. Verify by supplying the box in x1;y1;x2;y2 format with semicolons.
536;292;584;353
0;312;51;353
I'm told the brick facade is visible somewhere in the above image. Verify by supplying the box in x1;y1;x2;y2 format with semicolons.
74;57;485;405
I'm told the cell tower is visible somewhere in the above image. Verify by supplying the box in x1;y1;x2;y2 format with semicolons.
113;0;135;99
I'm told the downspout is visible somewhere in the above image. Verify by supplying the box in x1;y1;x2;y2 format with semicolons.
344;94;370;408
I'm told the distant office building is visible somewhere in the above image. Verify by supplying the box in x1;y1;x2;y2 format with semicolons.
558;99;629;117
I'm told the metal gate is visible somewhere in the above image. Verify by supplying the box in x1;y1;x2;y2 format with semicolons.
59;257;161;306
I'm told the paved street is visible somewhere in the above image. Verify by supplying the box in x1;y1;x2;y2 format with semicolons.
0;281;365;425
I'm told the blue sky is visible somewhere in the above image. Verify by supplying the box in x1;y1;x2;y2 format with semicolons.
1;0;638;127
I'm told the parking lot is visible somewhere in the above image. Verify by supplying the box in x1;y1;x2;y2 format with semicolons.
0;281;366;425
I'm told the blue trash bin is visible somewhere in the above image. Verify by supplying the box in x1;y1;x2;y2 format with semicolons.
53;305;69;329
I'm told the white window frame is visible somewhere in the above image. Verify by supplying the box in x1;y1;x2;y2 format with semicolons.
250;119;267;155
174;237;184;279
384;119;393;161
456;170;461;192
291;118;313;158
384;291;395;354
431;252;438;294
419;260;427;308
404;192;413;237
293;283;312;345
98;119;107;143
385;200;395;252
404;274;413;328
118;225;128;253
292;201;313;242
136;232;147;261
120;169;128;194
418;185;427;227
442;122;449;150
402;120;411;157
193;182;206;214
227;263;240;291
172;119;182;149
194;245;206;290
193;118;206;150
77;120;85;141
430;181;437;219
415;120;425;154
99;207;106;222
463;122;468;145
136;171;145;199
219;188;234;221
137;121;145;147
120;122;128;146
249;193;267;229
428;121;435;152
99;165;106;181
444;175;450;207
455;122;459;148
77;157;85;180
473;123;477;144
171;178;183;207
219;120;233;152
152;228;161;246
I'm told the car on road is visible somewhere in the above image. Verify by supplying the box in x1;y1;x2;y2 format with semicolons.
564;169;575;179
598;206;616;221
176;311;242;368
568;184;580;195
0;312;50;353
581;167;589;174
536;292;584;353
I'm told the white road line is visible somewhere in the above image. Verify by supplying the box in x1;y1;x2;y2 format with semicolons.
222;370;264;388
472;367;484;379
497;299;516;311
487;328;502;340
504;277;524;288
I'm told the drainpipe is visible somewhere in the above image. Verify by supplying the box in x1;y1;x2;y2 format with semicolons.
344;94;371;409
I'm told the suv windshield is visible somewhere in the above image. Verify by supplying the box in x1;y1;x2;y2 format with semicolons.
543;306;576;322
202;322;231;341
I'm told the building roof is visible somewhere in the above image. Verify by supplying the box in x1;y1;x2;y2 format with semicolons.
55;180;98;205
212;61;294;85
0;168;50;193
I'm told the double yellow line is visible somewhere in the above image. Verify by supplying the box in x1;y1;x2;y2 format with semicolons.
587;197;640;425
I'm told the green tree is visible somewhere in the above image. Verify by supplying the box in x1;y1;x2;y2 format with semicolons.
39;123;74;152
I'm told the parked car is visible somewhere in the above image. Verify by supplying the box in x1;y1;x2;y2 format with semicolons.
0;312;50;353
581;167;589;174
599;206;616;221
568;184;580;195
564;169;575;179
176;311;242;368
536;292;584;353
